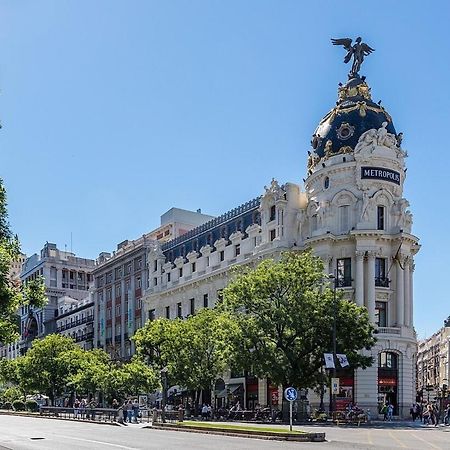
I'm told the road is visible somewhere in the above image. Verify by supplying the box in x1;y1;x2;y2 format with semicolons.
0;416;449;449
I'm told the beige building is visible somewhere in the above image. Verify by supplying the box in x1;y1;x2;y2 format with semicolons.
143;71;420;417
417;320;450;402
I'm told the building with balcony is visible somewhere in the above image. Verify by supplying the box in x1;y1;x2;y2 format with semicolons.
93;207;214;360
56;296;95;350
143;65;420;417
19;242;95;353
417;321;450;403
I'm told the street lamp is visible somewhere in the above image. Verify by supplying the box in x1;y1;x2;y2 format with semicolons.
328;272;338;416
160;367;169;423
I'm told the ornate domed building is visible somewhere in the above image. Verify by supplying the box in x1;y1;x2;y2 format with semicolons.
136;38;419;418
301;49;419;416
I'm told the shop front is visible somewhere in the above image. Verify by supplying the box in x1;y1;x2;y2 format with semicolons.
378;352;398;415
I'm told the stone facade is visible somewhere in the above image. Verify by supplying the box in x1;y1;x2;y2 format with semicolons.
142;74;420;418
19;242;95;353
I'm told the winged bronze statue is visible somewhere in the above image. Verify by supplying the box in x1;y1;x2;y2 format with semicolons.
331;37;374;78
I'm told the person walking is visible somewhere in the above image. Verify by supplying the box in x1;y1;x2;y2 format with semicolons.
381;403;388;421
127;400;133;423
201;404;208;420
122;400;130;423
443;403;450;425
387;403;394;422
132;399;140;423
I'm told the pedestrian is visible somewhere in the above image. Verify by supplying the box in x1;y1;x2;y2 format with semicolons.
74;398;80;419
201;404;208;420
127;400;133;423
387;403;394;422
122;400;129;423
207;404;212;420
381;403;388;421
443;404;450;425
132;399;140;423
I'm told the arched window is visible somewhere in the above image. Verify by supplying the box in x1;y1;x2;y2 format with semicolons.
379;352;398;369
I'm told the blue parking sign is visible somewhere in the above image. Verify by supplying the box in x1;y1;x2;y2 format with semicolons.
284;387;298;402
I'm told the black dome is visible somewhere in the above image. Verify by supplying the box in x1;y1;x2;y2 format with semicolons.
311;77;397;158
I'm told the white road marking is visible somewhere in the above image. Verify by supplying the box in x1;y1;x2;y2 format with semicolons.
52;434;140;449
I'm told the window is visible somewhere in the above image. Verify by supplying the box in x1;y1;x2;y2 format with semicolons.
115;304;121;316
165;306;170;319
375;258;389;287
205;256;210;267
177;302;182;318
379;352;398;369
153;277;158;286
107;308;112;319
115;267;122;279
377;206;385;230
115;284;121;298
336;258;352;287
136;277;141;289
375;302;387;327
339;205;349;233
167;272;171;282
126;263;132;274
235;244;241;257
269;205;276;222
149;309;155;321
219;251;225;262
203;293;209;308
179;267;183;277
191;262;196;273
136;298;142;309
324;176;330;189
190;298;195;315
270;229;276;241
217;289;223;303
154;260;158;272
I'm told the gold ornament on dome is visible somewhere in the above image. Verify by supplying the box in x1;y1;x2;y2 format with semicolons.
339;145;353;155
357;101;367;117
324;140;333;158
338;82;372;102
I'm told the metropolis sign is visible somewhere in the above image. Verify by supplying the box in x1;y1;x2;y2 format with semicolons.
361;166;400;185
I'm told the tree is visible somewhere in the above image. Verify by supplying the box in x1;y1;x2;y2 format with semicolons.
0;179;47;344
133;308;241;413
222;251;375;395
18;334;79;404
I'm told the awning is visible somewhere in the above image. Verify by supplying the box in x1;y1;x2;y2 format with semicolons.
227;383;244;395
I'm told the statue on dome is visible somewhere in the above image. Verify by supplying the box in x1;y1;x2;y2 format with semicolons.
331;37;375;78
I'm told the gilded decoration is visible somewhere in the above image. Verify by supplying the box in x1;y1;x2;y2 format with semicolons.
336;122;355;140
338;82;372;102
338;145;353;154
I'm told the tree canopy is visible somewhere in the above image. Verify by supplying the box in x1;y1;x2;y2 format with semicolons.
222;250;375;390
0;178;47;344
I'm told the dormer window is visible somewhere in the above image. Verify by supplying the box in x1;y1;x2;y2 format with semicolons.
269;205;276;222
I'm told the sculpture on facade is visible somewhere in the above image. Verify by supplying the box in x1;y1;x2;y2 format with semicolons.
331;37;375;78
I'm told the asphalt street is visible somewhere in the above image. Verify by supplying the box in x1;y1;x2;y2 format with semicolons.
0;415;449;449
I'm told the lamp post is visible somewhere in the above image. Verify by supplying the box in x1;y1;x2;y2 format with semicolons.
328;272;338;416
160;367;168;423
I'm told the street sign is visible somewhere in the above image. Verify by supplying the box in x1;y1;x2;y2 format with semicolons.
331;378;340;394
284;387;298;402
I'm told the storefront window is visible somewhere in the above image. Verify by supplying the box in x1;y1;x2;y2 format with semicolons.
378;352;399;415
375;302;387;327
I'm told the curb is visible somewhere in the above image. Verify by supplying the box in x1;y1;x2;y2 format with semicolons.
0;411;121;427
148;423;326;442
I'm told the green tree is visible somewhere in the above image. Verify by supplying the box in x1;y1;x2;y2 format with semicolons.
134;308;241;413
0;179;47;344
222;251;375;394
19;334;78;404
120;357;159;398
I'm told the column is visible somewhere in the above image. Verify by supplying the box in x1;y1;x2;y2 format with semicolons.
366;252;376;323
396;257;405;327
403;257;411;327
92;290;98;348
129;275;136;355
258;378;268;406
120;279;126;356
409;259;415;328
355;251;365;307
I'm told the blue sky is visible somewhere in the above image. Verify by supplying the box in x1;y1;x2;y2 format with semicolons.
1;0;449;338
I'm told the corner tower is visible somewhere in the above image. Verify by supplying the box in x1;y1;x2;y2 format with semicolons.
302;40;420;418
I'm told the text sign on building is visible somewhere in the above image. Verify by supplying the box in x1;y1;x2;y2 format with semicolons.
361;167;400;185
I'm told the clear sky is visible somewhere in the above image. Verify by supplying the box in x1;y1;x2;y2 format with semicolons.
1;0;449;339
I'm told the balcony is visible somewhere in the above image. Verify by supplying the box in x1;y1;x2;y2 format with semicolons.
336;278;352;288
377;327;401;335
375;277;390;288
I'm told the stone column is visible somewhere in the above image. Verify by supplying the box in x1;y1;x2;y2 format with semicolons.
409;260;415;328
258;378;268;406
355;251;365;307
366;252;376;323
120;279;126;356
396;257;405;327
92;291;98;348
404;257;411;327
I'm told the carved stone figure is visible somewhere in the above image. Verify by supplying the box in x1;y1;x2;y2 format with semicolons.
397;132;403;147
324;140;333;158
376;122;388;146
331;37;375;78
393;198;410;228
354;129;377;155
360;191;374;222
